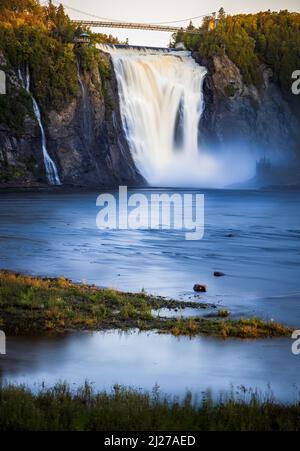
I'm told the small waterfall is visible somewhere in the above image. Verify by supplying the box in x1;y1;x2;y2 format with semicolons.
18;66;61;186
76;59;102;177
76;60;86;102
76;59;92;146
99;45;210;187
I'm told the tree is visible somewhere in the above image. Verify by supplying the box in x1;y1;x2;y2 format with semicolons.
201;16;212;31
0;0;38;13
187;20;195;31
218;8;226;20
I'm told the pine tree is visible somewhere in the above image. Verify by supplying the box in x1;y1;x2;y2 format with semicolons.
218;8;226;20
187;20;195;31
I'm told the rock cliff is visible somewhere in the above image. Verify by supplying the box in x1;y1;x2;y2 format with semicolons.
198;53;300;187
1;49;300;189
0;51;144;188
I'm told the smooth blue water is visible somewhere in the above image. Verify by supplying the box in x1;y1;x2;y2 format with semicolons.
0;189;299;325
0;189;299;401
1;331;299;403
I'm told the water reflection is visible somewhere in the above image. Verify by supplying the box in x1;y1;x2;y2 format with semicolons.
0;331;299;402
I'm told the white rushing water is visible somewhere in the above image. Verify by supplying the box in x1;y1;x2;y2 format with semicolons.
18;66;61;186
99;45;256;188
103;46;206;186
99;45;214;187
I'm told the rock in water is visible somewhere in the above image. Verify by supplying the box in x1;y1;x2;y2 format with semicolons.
193;284;208;293
214;272;225;277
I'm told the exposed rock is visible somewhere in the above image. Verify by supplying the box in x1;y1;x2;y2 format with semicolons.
196;53;300;187
214;272;225;277
48;54;144;187
193;284;208;293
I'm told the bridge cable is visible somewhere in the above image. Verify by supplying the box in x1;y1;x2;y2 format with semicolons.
51;1;210;25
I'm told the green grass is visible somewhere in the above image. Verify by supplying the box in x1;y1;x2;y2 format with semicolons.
0;383;299;431
217;309;231;318
0;271;293;338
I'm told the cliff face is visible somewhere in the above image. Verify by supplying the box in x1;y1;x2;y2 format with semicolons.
1;49;300;189
198;53;300;186
0;52;144;188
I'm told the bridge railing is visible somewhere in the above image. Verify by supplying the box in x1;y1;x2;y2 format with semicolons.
71;20;203;34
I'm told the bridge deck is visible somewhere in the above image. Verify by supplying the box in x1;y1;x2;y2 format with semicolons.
72;20;202;34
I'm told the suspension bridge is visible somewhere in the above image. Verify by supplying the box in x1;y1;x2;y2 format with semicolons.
50;1;214;34
71;20;188;34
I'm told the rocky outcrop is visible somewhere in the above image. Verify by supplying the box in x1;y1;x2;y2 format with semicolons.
197;53;300;187
0;52;144;188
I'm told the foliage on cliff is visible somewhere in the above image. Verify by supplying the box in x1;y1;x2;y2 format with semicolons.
0;1;118;131
173;10;300;91
0;1;78;112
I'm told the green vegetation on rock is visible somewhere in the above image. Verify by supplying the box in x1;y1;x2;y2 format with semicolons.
173;10;300;90
0;1;79;114
0;160;25;182
0;84;33;134
76;44;114;116
0;1;119;130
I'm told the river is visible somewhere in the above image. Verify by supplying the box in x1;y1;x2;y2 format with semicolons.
0;188;299;401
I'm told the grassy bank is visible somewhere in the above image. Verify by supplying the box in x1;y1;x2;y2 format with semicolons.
0;271;292;338
0;383;299;431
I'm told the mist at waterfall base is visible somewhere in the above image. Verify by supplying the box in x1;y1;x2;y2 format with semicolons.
100;45;256;189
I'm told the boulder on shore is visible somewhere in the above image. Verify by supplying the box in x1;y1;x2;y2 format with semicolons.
193;284;208;293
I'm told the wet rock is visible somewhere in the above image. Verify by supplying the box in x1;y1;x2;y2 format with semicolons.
214;271;225;277
193;284;207;293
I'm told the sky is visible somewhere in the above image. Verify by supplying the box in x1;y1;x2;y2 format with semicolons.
57;0;300;47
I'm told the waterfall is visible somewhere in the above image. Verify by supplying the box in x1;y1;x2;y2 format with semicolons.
76;60;89;141
76;59;93;148
76;60;85;97
18;66;61;186
76;59;102;177
99;45;212;187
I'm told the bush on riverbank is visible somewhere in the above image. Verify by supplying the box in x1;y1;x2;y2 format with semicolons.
0;383;299;431
0;271;292;338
